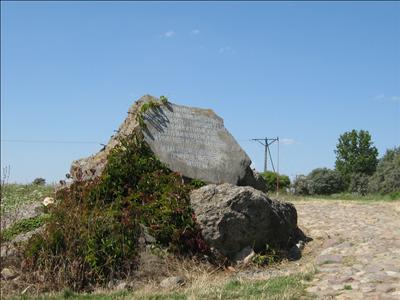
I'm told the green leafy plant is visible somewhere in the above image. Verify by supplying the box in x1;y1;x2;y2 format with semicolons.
1;214;50;242
23;131;208;291
135;97;167;128
251;244;280;266
159;95;169;105
259;171;290;193
190;179;206;189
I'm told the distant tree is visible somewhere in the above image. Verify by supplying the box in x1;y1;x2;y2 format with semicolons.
334;130;378;186
306;168;345;195
32;177;46;186
259;171;290;192
368;147;400;195
292;175;309;195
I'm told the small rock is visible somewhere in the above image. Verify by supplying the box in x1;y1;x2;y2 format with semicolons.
288;244;301;261
316;255;343;265
160;276;185;289
114;281;131;291
1;268;18;280
243;251;256;265
385;271;400;278
42;197;54;207
376;284;396;293
297;240;305;250
359;284;375;293
234;246;254;264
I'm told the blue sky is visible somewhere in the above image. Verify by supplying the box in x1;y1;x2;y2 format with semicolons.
1;1;399;183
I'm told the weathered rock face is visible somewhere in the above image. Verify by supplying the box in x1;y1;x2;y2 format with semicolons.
70;95;253;186
190;184;300;259
142;100;251;185
238;167;267;192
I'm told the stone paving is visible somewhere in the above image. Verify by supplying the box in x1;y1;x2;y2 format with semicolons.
295;200;400;300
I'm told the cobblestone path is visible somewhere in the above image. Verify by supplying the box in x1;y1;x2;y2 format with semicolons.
295;200;400;300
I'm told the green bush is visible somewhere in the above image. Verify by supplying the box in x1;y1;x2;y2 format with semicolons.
348;172;370;195
23;131;208;291
368;147;400;194
259;171;290;192
292;175;309;195
32;177;46;186
306;168;345;195
307;168;345;195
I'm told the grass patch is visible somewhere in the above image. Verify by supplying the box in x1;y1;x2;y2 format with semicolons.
1;214;50;242
7;273;311;300
1;184;54;215
343;285;352;290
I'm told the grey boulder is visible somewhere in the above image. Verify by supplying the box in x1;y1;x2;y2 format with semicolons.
190;184;301;259
69;95;266;191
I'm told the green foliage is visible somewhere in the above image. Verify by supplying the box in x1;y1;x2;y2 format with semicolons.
348;172;369;195
344;285;353;290
292;175;309;195
259;171;290;192
1;214;50;242
335;130;378;186
135;97;167;128
189;179;206;189
251;243;281;267
23;132;207;291
159;95;169;105
306;168;345;195
368;147;400;194
33;177;46;186
292;169;344;195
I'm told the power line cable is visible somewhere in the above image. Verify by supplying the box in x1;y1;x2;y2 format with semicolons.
1;139;103;145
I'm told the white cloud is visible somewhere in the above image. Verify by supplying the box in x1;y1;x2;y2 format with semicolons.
374;94;400;103
162;30;175;38
391;96;400;102
219;46;235;54
191;29;200;35
280;138;296;145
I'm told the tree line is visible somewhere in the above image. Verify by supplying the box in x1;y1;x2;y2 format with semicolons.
261;129;399;197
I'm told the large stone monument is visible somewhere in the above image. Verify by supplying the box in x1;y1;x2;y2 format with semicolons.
70;95;264;189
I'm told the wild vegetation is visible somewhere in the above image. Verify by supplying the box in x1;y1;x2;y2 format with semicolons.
259;171;290;192
292;130;399;198
4;271;313;300
1;183;53;215
15;130;209;292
